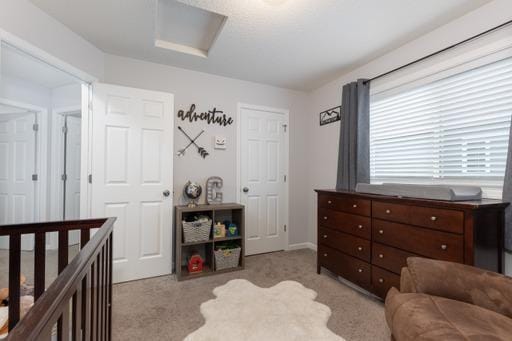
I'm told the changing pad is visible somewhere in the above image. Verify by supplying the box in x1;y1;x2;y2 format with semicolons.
355;183;482;201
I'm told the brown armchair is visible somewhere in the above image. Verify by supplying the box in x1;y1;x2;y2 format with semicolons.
385;257;512;341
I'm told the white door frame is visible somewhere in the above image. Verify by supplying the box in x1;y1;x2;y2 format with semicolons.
236;103;290;251
50;105;81;222
0;97;48;225
0;30;96;221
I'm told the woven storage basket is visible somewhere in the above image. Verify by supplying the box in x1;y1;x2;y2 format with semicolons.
182;219;212;243
214;247;241;271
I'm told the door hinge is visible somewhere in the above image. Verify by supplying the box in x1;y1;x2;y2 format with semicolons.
88;174;92;183
283;124;288;132
32;174;38;181
284;175;287;182
32;123;39;131
284;224;287;232
61;174;68;181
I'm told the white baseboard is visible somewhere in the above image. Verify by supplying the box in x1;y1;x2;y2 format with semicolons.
288;242;317;251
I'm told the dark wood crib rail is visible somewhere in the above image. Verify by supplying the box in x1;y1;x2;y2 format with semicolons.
1;217;115;340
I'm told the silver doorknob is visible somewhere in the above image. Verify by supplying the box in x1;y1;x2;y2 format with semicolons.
163;190;170;197
243;187;249;193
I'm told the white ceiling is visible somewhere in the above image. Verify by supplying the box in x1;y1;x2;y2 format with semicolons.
30;0;490;91
1;42;80;89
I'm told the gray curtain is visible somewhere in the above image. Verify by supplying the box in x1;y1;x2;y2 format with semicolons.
504;120;512;251
336;79;370;191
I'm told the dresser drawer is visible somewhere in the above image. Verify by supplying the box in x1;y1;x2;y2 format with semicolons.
372;201;409;224
372;242;416;274
319;227;370;262
409;206;463;234
318;244;371;289
372;219;463;262
318;208;371;239
372;266;401;299
318;194;371;216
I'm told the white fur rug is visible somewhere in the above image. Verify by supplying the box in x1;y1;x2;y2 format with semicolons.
184;279;344;341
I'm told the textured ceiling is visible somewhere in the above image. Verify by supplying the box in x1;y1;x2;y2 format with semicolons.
30;0;490;91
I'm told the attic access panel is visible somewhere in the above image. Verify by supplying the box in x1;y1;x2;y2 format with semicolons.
155;0;227;58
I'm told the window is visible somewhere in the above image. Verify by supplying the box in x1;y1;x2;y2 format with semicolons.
370;57;512;198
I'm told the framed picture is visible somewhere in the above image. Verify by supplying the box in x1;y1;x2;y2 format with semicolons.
319;106;341;126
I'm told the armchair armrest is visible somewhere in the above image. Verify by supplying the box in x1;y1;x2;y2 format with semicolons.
403;257;512;318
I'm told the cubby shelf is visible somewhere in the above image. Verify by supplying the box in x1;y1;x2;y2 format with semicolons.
213;236;242;243
175;203;245;281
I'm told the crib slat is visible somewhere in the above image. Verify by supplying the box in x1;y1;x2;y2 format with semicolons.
99;247;104;341
104;242;109;341
72;286;82;341
58;230;69;273
95;253;101;341
108;233;113;341
82;272;91;341
81;228;90;249
34;232;46;300
90;262;97;341
57;230;69;340
58;305;70;341
8;233;21;331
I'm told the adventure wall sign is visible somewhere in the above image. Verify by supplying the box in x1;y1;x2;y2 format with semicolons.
178;104;234;127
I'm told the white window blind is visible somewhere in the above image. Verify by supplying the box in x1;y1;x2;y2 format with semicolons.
370;56;512;198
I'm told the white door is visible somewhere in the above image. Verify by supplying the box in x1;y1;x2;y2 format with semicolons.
0;113;36;249
91;83;173;283
239;105;288;255
64;115;81;245
64;115;82;220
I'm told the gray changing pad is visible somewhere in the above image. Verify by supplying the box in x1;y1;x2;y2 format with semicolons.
355;183;482;201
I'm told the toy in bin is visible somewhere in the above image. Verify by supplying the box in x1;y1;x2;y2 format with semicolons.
187;253;204;274
227;222;238;237
213;222;226;239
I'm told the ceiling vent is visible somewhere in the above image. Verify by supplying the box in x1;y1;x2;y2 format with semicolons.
155;0;227;58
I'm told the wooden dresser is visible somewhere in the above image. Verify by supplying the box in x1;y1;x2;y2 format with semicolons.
315;189;509;299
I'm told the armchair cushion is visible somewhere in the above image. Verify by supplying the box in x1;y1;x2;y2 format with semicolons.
404;257;512;318
386;287;512;341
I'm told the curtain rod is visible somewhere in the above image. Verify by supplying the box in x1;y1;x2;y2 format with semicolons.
365;19;512;84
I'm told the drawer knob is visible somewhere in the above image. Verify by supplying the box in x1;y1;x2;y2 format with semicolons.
323;253;328;257
327;200;332;204
441;244;448;250
357;224;363;229
352;204;358;208
378;254;384;258
378;229;384;235
378;278;384;283
385;209;391;214
431;216;437;221
357;246;363;251
357;268;363;273
323;216;328;220
323;234;327;239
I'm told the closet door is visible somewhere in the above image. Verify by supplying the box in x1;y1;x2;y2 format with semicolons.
91;83;174;283
0;113;36;250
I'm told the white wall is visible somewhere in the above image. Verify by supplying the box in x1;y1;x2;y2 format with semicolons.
0;75;51;108
306;0;512;273
103;54;311;245
0;0;104;80
52;84;82;109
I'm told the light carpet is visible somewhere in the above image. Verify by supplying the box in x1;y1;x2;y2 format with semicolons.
184;279;344;341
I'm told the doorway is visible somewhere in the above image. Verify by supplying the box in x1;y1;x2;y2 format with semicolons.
0;100;47;250
237;103;289;256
